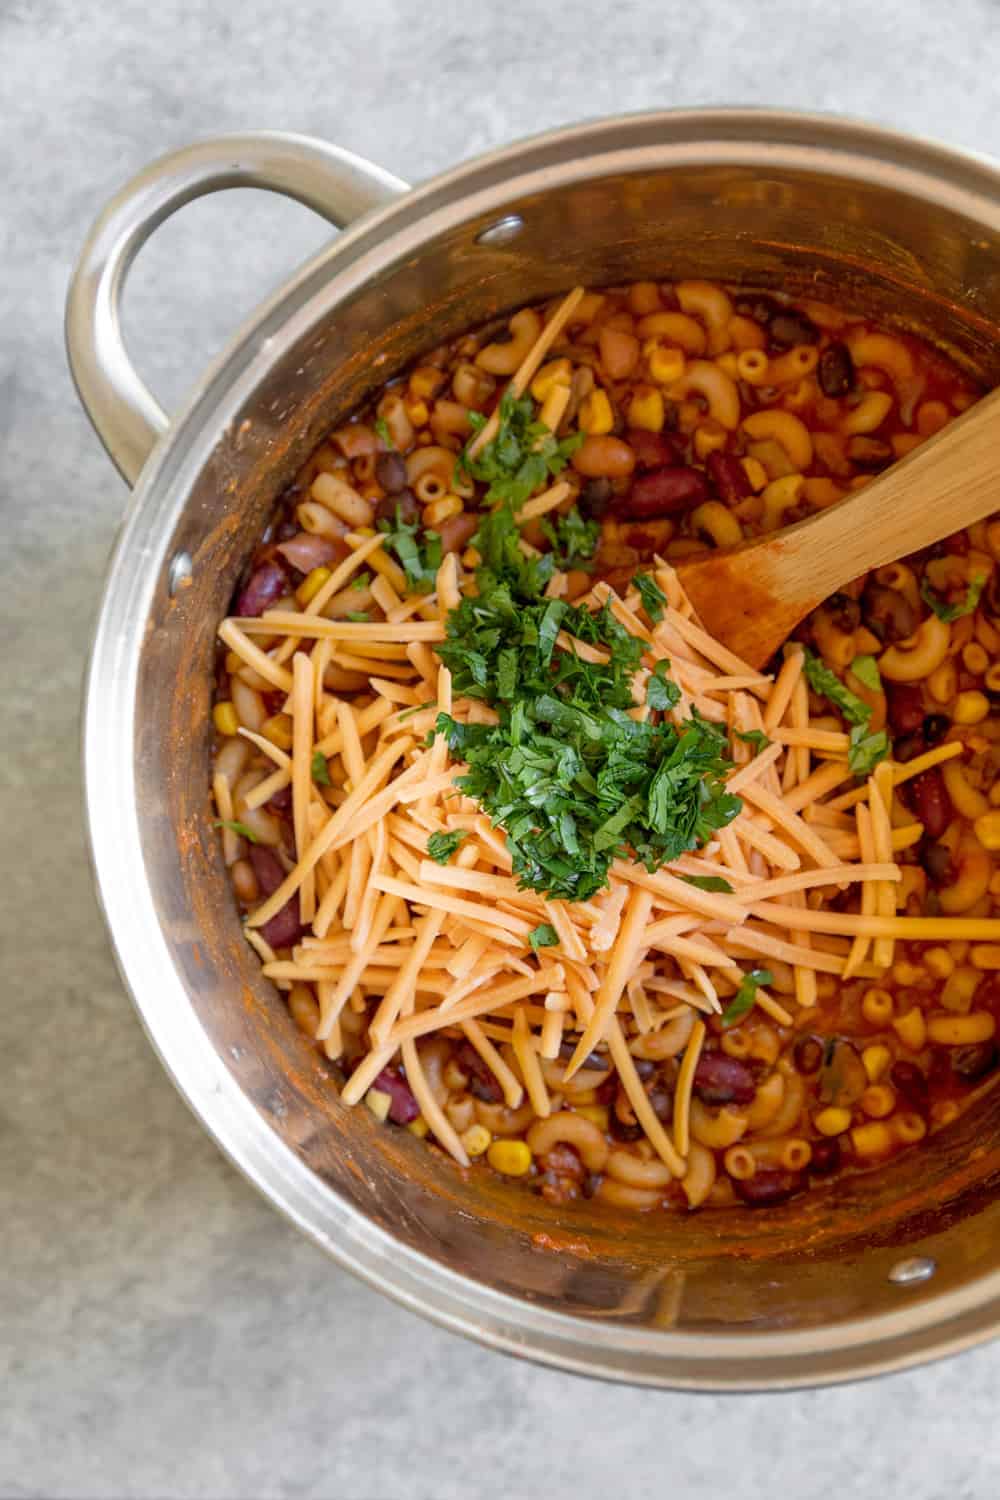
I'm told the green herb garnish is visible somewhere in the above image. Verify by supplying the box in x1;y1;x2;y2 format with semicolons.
374;417;394;449
540;505;600;570
721;968;773;1027
397;698;436;722
804;649;889;776
847;724;891;777
633;572;667;624
681;874;735;894
432;503;741;901
528;923;560;951
849;654;882;693
647;659;682;713
214;818;260;844
311;750;331;786
426;830;467;865
346;610;370;622
350;571;371;591
920;572;987;622
459;390;582;509
377;503;443;594
734;727;770;756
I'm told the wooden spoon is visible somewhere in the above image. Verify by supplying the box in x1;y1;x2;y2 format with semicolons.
676;386;1000;669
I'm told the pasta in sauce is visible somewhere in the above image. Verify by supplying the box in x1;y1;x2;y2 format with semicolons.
211;278;1000;1213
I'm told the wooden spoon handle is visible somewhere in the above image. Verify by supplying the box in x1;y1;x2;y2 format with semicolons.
751;384;1000;605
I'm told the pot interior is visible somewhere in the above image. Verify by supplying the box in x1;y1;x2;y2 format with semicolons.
134;140;1000;1343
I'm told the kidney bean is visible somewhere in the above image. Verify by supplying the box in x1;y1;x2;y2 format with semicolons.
951;1042;999;1084
706;450;752;505
258;897;302;950
618;466;708;520
890;1060;929;1111
808;1138;841;1176
438;513;478;555
373;1066;420;1125
375;450;408;495
248;845;285;896
648;1084;673;1123
236;559;288;617
923;714;950;745
267;783;293;813
893;734;926;764
375;489;419;527
818;341;855;398
825;592;861;632
769;310;819;347
626;428;681;471
793;1036;823;1075
456;1042;503;1103
886;683;926;735
276;532;340;575
732;1168;806;1206
632;1058;656;1080
577;477;613;519
907;768;953;840
692;1051;756;1106
862;583;917;644
920;840;955;886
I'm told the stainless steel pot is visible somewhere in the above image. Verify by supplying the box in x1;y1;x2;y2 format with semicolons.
68;111;1000;1389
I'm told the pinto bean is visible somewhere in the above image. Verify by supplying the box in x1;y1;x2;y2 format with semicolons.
572;435;636;479
732;1168;806;1205
692;1051;756;1106
236;560;287;617
438;513;478;555
375;451;408;494
818;341;855;398
618;465;708;519
706;450;752;504
907;768;953;840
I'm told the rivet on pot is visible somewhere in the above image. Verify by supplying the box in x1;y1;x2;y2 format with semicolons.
888;1256;937;1286
167;550;193;596
475;215;524;246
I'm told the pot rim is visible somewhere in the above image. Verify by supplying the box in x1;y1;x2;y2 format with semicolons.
81;107;1000;1388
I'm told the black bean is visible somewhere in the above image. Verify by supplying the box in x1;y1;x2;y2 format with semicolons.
578;477;614;519
809;1138;842;1176
375;450;408;494
890;1060;929;1111
793;1036;823;1075
692;1052;756;1106
923;714;950;745
769;311;819;348
951;1042;998;1083
818;342;855;398
732;1168;806;1206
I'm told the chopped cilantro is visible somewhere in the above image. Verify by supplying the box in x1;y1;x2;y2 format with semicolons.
397;698;436;721
346;610;370;622
804;649;889;776
920;572;987;622
426;830;467;865
374;417;394;449
213;818;260;844
377;503;442;593
848;723;890;777
734;727;770;756
528;923;560;951
647;660;681;712
540;505;600;570
722;968;773;1027
350;571;371;591
849;654;882;693
433;504;741;902
311;750;331;786
681;874;735;893
459;390;582;509
633;572;667;624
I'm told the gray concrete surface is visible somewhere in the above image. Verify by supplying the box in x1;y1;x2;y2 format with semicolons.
6;1;1000;1495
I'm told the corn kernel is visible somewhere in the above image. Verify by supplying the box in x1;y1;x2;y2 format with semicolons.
628;385;665;432
461;1123;492;1157
851;1121;893;1158
213;701;239;737
297;565;332;606
953;690;990;725
814;1106;852;1137
574;1105;610;1131
923;946;955;980
741;456;768;492
487;1139;533;1176
693;420;728;460
862;1044;892;1083
926;1011;996;1045
963;642;990;676
364;1087;392;1123
647;345;686;385
405;397;430;427
261;713;294;751
530;358;572;402
423;494;463;527
407;1116;430;1138
892;1007;927;1051
861;1084;896;1119
861;987;894;1027
578;389;614;435
538;383;571;433
974;810;1000;851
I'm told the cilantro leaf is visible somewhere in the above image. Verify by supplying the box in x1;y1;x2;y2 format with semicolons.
849;654;882;693
528;923;559;951
350;571;371;591
647;660;681;712
346;610;370;622
681;874;735;893
374;417;394;449
803;650;871;727
540;505;600;570
920;572;987;622
214;818;260;844
311;750;331;786
460;390;583;509
848;723;890;776
377;503;442;593
633;572;667;624
426;830;467;865
722;968;773;1027
734;728;770;755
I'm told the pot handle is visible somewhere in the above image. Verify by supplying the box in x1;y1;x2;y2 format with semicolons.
66;132;409;486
